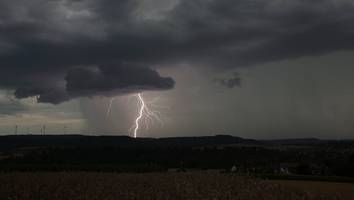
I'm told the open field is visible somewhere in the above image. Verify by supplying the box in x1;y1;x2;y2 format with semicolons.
269;180;354;200
0;172;352;200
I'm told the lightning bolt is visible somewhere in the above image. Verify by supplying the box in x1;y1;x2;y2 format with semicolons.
105;94;164;138
133;94;144;138
132;93;164;138
106;98;115;117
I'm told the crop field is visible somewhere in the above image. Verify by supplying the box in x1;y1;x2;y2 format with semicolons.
0;172;351;200
269;180;354;200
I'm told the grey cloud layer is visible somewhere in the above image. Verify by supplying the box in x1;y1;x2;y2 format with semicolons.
1;0;354;103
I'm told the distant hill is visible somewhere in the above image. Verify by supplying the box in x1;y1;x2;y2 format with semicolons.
0;134;258;151
0;134;353;175
262;138;323;145
0;135;352;151
263;138;354;146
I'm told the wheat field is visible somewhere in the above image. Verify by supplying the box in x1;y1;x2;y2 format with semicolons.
0;172;350;200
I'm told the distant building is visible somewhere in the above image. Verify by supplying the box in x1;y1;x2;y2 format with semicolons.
231;165;237;173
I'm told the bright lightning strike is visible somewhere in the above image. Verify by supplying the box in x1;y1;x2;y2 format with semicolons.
106;98;115;117
133;94;144;138
132;93;164;138
105;94;164;138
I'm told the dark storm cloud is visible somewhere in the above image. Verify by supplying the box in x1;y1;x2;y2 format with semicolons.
0;0;354;104
66;64;175;98
12;64;174;104
167;0;354;66
14;87;69;104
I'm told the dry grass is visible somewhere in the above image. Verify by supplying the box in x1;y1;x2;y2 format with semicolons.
269;180;354;200
0;172;349;200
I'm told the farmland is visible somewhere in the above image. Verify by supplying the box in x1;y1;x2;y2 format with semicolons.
0;171;352;200
269;180;354;200
0;135;353;199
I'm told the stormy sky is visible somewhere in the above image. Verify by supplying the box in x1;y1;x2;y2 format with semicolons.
1;0;354;139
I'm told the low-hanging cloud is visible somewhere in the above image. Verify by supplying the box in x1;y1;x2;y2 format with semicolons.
66;65;175;98
14;87;69;104
13;64;174;104
0;0;354;104
214;72;241;89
